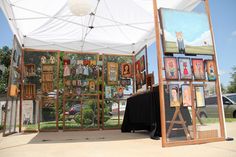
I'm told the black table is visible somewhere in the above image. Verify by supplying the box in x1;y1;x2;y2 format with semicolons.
121;86;192;139
121;88;161;139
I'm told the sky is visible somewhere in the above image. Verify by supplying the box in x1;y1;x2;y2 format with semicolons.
0;0;236;87
162;9;210;42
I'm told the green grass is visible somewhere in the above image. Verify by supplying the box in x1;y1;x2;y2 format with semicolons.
0;125;3;130
165;41;214;54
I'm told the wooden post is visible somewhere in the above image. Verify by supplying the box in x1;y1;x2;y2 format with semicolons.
152;0;167;146
19;48;24;132
205;0;225;138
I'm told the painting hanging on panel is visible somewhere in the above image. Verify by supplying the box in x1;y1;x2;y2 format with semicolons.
164;57;179;80
121;63;132;78
178;58;192;80
192;59;206;80
181;84;192;107
195;86;206;108
169;84;180;107
205;60;217;81
107;62;118;85
160;8;214;55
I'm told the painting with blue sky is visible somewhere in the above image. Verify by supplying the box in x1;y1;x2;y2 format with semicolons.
160;8;214;55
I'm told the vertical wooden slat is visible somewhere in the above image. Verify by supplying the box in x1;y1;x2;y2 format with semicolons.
101;54;105;129
19;48;24;132
204;0;225;138
152;0;167;146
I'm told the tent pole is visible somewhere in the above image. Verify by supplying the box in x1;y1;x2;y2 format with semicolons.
152;0;167;147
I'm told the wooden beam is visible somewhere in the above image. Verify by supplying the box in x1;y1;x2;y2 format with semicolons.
152;0;167;146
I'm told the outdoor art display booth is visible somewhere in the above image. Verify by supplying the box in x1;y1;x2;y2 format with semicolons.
1;0;226;147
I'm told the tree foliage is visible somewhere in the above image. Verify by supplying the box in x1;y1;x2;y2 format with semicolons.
227;66;236;93
0;46;11;93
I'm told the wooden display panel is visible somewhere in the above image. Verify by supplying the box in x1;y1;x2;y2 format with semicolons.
152;0;225;147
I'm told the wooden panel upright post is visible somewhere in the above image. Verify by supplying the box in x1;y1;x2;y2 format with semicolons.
205;0;225;138
152;0;167;146
19;48;24;132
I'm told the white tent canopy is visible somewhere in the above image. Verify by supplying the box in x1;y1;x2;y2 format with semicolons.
0;0;200;54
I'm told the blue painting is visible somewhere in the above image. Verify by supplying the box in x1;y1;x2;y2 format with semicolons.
160;8;214;55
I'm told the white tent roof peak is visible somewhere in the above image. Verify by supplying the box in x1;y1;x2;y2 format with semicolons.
0;0;201;54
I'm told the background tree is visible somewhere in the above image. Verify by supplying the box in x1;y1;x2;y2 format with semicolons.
227;66;236;93
0;46;11;94
221;83;227;94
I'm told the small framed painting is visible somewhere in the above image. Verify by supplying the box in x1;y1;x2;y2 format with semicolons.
169;84;180;107
117;87;124;98
181;84;192;107
120;79;131;87
135;60;141;75
105;86;112;98
164;57;179;80
205;60;217;81
89;80;96;92
178;57;192;80
121;63;132;78
140;55;145;72
195;86;205;108
107;62;118;85
192;59;205;80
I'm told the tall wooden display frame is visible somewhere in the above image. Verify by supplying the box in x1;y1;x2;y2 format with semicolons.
21;49;60;132
152;0;225;147
62;51;100;131
102;54;134;130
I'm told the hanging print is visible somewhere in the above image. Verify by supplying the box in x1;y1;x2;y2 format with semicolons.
195;86;206;108
178;58;192;80
192;59;205;80
169;84;180;107
160;8;214;55
206;60;217;81
164;57;179;80
107;62;118;85
181;84;192;107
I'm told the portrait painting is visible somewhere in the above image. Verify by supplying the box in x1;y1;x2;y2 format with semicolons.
192;59;205;80
120;79;131;87
121;63;132;78
178;58;192;80
107;62;118;85
164;57;179;80
105;86;112;99
169;84;180;107
140;55;146;72
195;86;205;108
117;87;124;98
135;60;141;75
89;80;96;92
160;8;214;55
181;85;192;107
206;60;217;81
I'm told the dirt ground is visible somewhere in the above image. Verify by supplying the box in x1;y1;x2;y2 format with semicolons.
0;122;236;157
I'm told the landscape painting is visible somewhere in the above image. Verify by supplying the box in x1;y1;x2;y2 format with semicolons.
160;8;214;55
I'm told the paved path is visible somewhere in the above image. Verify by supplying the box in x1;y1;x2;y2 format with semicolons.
0;122;236;157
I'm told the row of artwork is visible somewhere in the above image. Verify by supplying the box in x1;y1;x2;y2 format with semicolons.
105;86;124;99
169;84;205;108
107;62;133;85
164;57;216;81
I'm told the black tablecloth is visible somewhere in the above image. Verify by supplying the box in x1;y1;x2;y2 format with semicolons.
121;88;161;138
121;86;192;139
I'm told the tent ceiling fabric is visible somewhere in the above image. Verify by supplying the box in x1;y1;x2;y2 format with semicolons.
0;0;201;54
